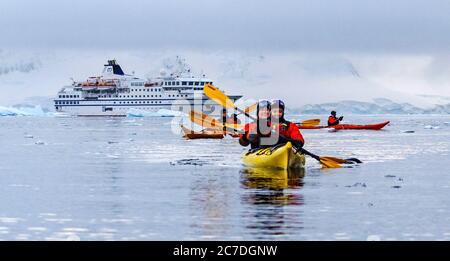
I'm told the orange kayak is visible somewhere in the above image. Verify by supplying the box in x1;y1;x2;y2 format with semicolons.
181;125;224;139
298;121;390;130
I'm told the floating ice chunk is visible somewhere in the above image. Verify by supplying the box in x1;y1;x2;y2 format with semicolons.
424;125;440;129
0;217;22;223
27;227;47;232
127;109;147;117
24;134;34;138
35;140;45;145
402;130;415;133
157;109;184;117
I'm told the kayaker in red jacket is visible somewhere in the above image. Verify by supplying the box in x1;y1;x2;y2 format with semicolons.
270;99;305;148
239;100;272;149
328;111;344;126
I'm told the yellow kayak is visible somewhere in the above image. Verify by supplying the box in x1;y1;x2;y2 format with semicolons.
242;142;305;170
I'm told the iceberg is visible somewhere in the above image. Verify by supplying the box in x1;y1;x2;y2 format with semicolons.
0;105;51;116
293;98;450;115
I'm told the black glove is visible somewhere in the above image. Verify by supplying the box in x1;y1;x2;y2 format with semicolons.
239;137;250;147
339;116;344;121
248;134;260;144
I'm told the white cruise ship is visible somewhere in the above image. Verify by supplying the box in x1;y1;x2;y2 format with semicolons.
54;60;242;116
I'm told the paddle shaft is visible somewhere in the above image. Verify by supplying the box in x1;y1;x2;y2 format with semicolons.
235;106;254;120
277;135;321;162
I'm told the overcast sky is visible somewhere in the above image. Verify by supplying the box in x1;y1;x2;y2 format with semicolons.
1;0;450;106
1;0;450;53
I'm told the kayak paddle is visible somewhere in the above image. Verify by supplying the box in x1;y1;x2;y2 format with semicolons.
280;136;361;168
297;119;321;126
189;110;243;134
203;84;361;168
243;103;257;114
297;148;362;168
204;84;255;119
204;84;321;126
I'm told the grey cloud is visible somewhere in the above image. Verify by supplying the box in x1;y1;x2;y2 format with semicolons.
1;0;449;52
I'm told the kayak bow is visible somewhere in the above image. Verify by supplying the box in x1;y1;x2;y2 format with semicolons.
242;142;306;170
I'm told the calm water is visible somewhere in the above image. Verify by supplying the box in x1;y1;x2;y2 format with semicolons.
0;115;450;240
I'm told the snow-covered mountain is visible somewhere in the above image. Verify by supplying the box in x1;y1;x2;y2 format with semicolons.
1;48;450;113
292;98;450;115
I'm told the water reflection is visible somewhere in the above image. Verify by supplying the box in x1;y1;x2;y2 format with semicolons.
188;170;232;239
240;168;305;239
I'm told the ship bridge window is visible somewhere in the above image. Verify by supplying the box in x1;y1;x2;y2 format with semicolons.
182;82;187;86
195;82;199;86
176;81;179;85
189;82;193;86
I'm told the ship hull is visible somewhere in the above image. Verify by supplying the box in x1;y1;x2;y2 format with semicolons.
54;95;242;117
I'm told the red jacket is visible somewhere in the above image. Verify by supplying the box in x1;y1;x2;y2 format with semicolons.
239;121;304;147
328;116;339;126
273;121;305;145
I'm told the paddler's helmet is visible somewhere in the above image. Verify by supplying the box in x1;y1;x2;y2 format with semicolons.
331;111;337;116
257;100;271;112
270;99;285;111
256;100;271;119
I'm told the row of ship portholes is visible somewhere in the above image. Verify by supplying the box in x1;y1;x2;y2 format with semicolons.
113;101;163;104
96;94;189;98
56;101;80;105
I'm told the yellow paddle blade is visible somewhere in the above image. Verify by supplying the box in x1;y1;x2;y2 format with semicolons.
319;157;342;168
300;119;321;126
204;83;237;110
321;156;348;164
189;110;223;129
244;103;257;114
189;110;244;131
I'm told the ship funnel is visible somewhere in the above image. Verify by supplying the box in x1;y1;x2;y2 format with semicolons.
102;59;125;76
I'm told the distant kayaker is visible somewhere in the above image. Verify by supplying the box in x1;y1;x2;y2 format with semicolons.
270;99;305;149
328;111;344;126
239;100;272;149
